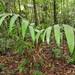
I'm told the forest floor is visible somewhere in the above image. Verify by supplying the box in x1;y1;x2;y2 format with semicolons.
0;42;75;75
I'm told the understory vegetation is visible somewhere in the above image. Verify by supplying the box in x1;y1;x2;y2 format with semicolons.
0;0;75;75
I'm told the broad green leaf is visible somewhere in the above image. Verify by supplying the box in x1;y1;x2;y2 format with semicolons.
64;25;74;54
0;13;12;17
29;26;35;43
46;27;52;45
0;14;6;17
0;13;12;26
54;25;60;47
36;29;44;43
41;29;47;42
9;14;19;32
22;20;29;39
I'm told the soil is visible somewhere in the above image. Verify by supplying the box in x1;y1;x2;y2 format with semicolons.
0;42;75;75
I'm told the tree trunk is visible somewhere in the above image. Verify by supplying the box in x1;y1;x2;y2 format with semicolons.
33;0;38;25
18;0;21;26
54;0;57;24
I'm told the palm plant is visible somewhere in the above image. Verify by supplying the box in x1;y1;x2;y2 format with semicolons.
0;13;75;61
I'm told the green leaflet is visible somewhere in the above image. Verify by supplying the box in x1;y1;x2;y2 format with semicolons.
36;29;44;43
29;26;35;43
64;25;74;54
41;28;47;42
17;59;28;73
23;41;33;46
54;25;60;47
0;14;6;17
46;27;52;45
9;14;19;32
0;13;12;26
22;20;29;39
35;29;40;32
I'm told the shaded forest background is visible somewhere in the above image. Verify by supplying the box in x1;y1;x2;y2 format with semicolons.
0;0;75;26
0;0;75;75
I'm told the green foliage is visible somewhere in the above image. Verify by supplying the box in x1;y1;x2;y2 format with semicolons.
22;20;29;39
0;13;75;66
35;29;44;43
64;25;74;54
54;25;60;47
66;55;74;63
0;13;75;56
0;63;4;67
29;26;35;43
46;27;52;45
33;64;40;67
0;13;12;26
41;27;52;44
0;0;75;74
41;28;46;43
53;49;62;58
9;14;19;32
33;71;42;75
17;59;28;73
